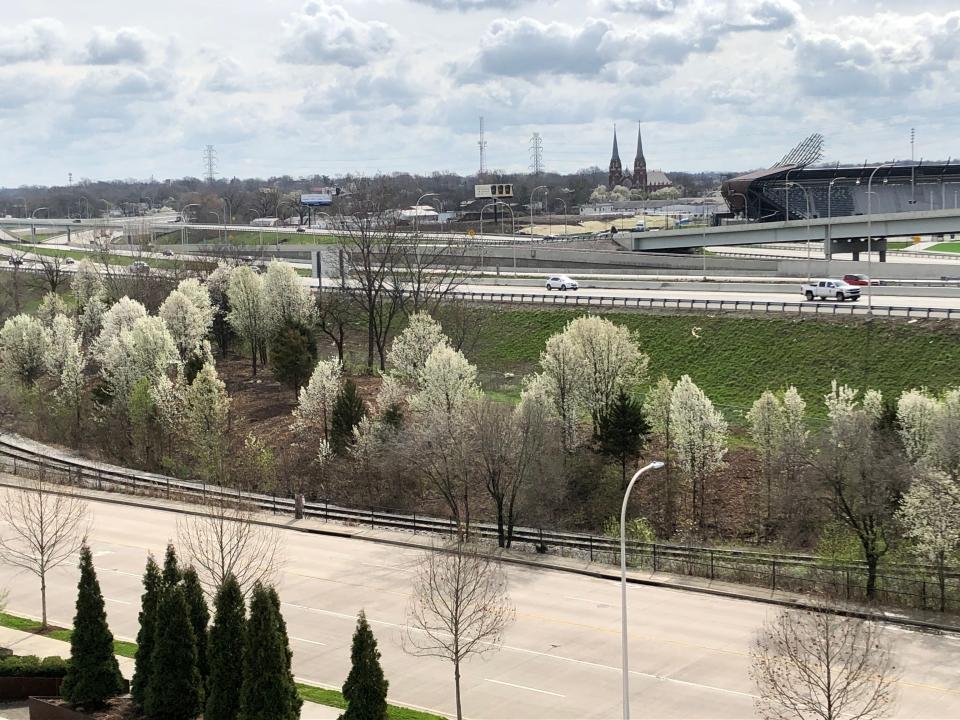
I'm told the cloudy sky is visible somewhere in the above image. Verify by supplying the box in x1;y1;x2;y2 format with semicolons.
2;0;958;186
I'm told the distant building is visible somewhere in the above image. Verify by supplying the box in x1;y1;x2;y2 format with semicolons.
607;123;672;192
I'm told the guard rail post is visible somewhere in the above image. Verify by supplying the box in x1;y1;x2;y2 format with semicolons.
412;511;417;535
771;560;778;591
166;477;170;499
653;543;658;572
588;535;593;562
710;550;715;580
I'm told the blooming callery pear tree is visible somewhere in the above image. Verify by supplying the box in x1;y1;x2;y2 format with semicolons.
227;266;268;375
896;470;960;612
160;289;207;360
670;375;727;531
263;260;315;334
0;314;51;386
99;316;179;406
293;357;342;441
388;311;448;385
91;296;148;361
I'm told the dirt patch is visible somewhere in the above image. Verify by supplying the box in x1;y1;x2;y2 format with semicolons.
35;696;138;720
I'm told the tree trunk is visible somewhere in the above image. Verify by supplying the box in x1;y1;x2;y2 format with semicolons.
938;551;946;613
454;660;463;720
40;573;47;629
495;497;506;548
367;309;376;369
865;551;878;601
251;337;258;376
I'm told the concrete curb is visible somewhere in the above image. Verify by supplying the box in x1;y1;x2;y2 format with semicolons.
1;474;957;636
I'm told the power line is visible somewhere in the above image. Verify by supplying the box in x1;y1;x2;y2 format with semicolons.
529;132;544;175
202;145;218;183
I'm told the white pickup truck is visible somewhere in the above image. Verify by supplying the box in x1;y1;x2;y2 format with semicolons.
802;279;861;302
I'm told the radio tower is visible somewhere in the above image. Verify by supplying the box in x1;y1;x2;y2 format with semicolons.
203;145;218;183
477;117;488;177
529;132;544;175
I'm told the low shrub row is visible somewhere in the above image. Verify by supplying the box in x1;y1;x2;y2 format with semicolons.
0;655;69;678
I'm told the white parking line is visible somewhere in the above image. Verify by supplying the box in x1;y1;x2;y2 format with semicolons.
291;637;327;646
104;597;131;605
564;595;613;607
486;678;565;697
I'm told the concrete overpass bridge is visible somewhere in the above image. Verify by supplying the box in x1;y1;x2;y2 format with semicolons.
618;208;960;260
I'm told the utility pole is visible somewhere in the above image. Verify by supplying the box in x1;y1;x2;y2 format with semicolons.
477;117;488;177
203;145;218;184
529;132;544;175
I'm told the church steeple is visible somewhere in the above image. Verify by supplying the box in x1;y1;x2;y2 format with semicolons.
608;125;624;189
633;121;647;191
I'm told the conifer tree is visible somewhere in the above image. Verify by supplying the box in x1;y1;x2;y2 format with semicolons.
206;573;246;720
331;379;366;453
162;542;181;587
131;555;162;709
146;585;202;720
341;610;389;720
182;566;210;686
596;390;650;489
240;583;301;720
60;545;124;709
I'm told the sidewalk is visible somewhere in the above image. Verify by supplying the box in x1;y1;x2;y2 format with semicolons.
0;627;339;720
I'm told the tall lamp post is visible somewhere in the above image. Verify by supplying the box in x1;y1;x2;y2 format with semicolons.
866;162;894;313
620;460;665;720
480;201;516;269
246;208;263;246
552;198;568;237
415;192;438;235
530;185;548;238
179;203;199;245
786;181;814;282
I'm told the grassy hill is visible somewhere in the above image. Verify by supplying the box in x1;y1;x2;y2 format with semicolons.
469;308;960;420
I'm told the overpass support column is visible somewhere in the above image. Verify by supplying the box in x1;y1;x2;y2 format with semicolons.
312;250;321;279
30;224;36;242
66;226;71;243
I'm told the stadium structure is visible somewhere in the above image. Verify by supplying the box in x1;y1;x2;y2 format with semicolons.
721;135;960;223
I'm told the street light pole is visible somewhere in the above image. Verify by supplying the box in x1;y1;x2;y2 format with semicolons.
867;162;894;314
530;185;547;238
415;192;438;235
621;460;665;720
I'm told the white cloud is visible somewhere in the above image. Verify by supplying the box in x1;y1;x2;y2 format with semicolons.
788;11;960;98
303;70;423;115
81;27;151;65
278;1;397;67
0;18;65;64
606;0;683;16
409;0;526;9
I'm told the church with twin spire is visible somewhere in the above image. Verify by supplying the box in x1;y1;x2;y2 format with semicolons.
607;123;672;192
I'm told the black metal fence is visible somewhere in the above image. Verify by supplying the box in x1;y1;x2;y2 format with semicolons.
1;435;957;614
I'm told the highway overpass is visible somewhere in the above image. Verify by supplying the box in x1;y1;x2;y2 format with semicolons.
617;208;960;257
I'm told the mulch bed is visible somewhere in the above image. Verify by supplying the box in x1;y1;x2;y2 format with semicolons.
40;696;139;720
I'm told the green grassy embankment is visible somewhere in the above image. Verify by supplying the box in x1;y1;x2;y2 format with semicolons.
18;245;208;272
469;309;960;419
0;611;443;720
158;230;338;246
928;242;960;253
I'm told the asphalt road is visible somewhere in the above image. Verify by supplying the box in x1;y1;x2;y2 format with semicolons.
0;496;958;719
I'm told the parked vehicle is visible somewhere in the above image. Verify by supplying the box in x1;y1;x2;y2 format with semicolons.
162;249;174;256
64;257;75;265
296;227;306;233
842;273;871;286
802;279;861;302
129;261;150;274
7;256;23;266
545;274;578;291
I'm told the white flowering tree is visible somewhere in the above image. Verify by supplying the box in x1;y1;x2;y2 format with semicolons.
410;345;479;420
779;386;809;488
292;357;342;441
896;471;960;612
226;266;268;375
46;315;85;441
747;390;785;530
670;375;727;531
0;315;51;387
181;363;232;487
159;290;206;360
91;297;148;361
99;316;179;407
896;389;940;464
932;389;960;480
263;261;315;334
72;259;104;315
387;312;448;384
36;293;69;327
564;315;648;429
538;331;582;450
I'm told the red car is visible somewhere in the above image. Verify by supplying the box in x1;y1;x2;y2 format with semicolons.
842;274;871;286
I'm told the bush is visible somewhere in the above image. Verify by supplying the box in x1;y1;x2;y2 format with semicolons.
0;655;70;677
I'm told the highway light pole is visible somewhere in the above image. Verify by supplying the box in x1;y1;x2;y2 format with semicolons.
246;208;263;246
179;203;199;246
415;192;438;235
867;162;894;314
621;460;665;720
530;185;547;238
786;181;814;282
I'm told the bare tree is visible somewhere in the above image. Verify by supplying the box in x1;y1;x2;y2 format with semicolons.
34;253;69;295
315;289;355;362
750;606;897;720
0;474;89;627
176;498;284;596
436;299;492;355
394;234;473;315
404;540;515;720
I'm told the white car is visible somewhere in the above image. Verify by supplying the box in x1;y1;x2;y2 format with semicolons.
545;275;578;291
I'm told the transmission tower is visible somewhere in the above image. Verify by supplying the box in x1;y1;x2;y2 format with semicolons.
202;145;218;183
477;117;488;176
529;132;544;175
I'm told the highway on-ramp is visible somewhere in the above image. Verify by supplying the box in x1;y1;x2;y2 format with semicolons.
0;493;957;719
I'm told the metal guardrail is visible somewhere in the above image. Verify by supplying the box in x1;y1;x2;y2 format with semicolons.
439;289;959;319
1;435;957;613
